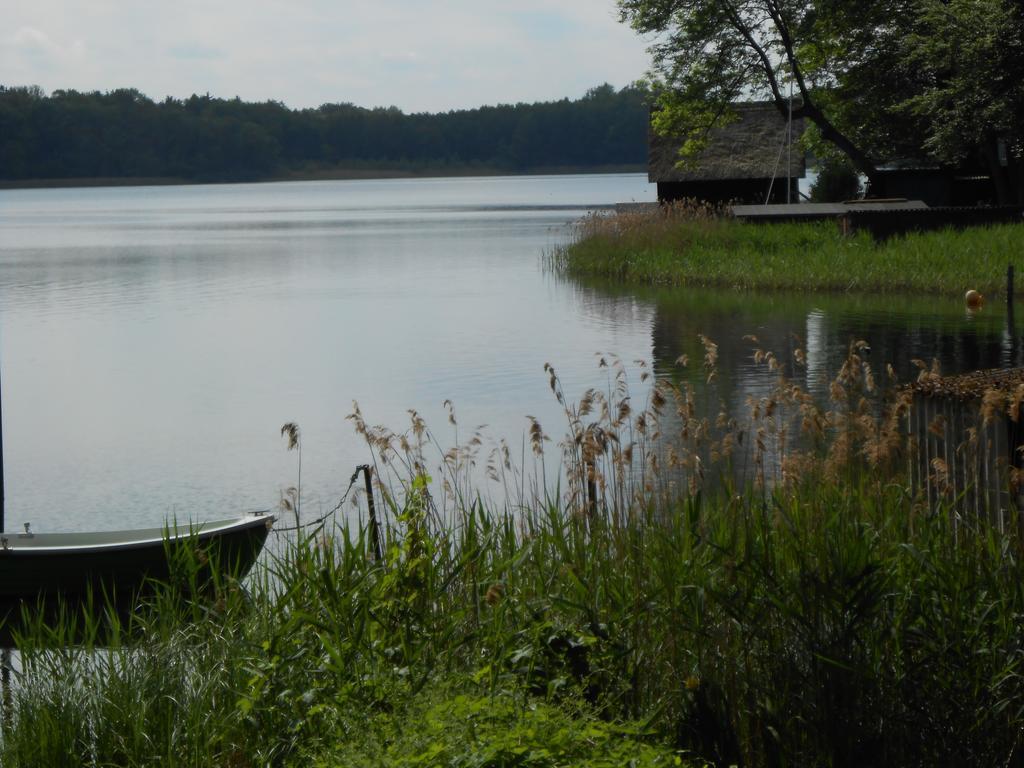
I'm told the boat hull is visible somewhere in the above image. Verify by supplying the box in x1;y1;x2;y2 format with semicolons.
0;513;274;644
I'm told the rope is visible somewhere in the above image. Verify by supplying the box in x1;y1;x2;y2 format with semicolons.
765;126;787;205
765;83;794;206
272;464;367;534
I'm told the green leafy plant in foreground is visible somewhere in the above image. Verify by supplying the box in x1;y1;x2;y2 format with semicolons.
305;686;683;767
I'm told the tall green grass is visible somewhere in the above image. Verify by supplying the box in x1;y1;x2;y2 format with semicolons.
552;203;1024;295
2;343;1024;766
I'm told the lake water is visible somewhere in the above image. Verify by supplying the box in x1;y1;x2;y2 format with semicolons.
0;174;1019;532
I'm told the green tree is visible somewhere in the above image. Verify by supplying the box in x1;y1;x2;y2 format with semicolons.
618;0;890;183
810;157;861;201
0;84;649;183
899;0;1024;202
619;0;1024;202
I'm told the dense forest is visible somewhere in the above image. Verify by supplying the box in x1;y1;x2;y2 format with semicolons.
0;84;648;184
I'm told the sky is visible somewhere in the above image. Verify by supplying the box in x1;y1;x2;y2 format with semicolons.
1;1;654;113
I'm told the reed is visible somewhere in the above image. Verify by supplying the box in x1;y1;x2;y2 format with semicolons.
551;203;1024;295
2;342;1024;766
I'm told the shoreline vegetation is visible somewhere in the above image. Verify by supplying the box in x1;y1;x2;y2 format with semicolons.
553;201;1024;296
3;347;1023;766
0;163;647;191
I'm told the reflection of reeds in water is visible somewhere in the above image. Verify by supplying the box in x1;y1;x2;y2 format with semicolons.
345;338;1024;537
910;365;1024;533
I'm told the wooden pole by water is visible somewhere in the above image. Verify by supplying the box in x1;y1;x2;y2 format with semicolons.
1009;264;1015;311
586;461;598;521
1;648;10;733
1009;264;1017;368
1;349;5;533
786;81;793;205
360;465;383;562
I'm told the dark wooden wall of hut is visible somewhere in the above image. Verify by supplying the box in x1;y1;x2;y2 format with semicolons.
867;169;996;207
657;178;798;205
844;206;1024;239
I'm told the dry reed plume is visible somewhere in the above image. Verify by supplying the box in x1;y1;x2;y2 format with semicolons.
570;199;725;250
339;337;1024;536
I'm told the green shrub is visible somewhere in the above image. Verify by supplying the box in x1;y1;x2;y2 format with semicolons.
305;686;684;767
809;159;862;202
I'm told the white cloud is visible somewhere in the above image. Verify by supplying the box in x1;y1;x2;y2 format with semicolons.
10;26;52;49
3;26;86;76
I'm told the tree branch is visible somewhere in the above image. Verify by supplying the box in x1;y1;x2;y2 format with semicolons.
722;1;785;103
764;0;879;178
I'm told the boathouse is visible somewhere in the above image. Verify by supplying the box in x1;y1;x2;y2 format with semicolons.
649;102;805;204
866;162;997;207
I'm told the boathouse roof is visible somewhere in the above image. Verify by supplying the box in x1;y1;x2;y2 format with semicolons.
649;101;806;183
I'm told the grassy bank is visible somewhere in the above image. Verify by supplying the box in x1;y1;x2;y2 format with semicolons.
3;347;1024;766
553;203;1024;295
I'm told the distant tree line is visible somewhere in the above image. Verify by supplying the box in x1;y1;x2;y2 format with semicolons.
0;84;648;183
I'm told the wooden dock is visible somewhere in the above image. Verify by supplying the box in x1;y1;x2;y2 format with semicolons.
733;200;1023;238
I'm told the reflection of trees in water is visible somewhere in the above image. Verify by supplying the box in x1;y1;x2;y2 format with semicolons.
649;296;808;489
566;282;658;338
552;277;1023;495
650;289;1020;406
643;288;1023;489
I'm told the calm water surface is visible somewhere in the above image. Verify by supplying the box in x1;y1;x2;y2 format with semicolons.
0;174;1019;531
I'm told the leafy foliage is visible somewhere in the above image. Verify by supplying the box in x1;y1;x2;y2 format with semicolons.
809;159;861;202
307;688;682;767
618;0;887;178
619;0;1024;201
898;0;1024;202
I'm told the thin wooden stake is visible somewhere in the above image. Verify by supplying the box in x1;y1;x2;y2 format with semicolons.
586;461;598;521
1008;264;1015;310
1;648;10;734
360;465;383;562
1;349;5;533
